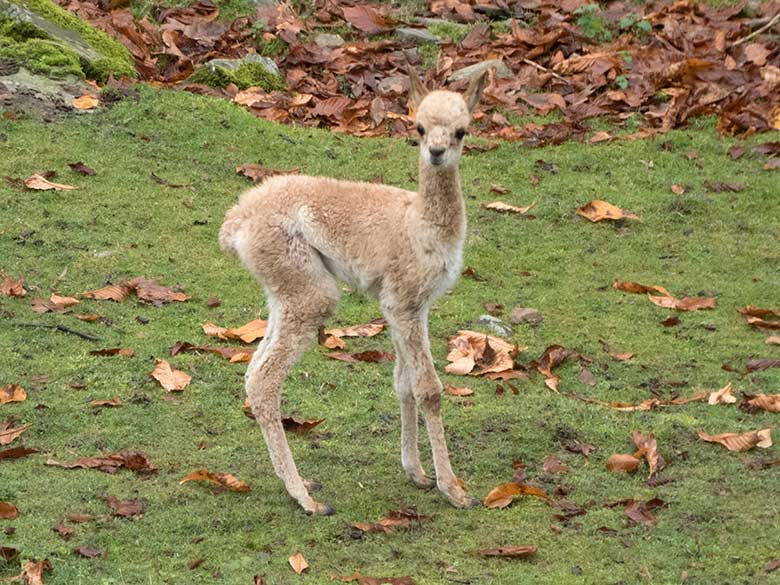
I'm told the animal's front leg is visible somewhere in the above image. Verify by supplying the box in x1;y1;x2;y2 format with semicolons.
391;331;435;489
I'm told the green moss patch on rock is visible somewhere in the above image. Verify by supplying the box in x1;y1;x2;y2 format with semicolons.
188;56;286;91
0;0;135;81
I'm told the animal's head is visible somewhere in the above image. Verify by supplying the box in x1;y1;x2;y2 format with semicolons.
409;68;488;169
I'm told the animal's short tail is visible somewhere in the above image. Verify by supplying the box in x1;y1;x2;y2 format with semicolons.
218;204;244;254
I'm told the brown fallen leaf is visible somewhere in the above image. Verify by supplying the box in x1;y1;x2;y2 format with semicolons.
53;522;75;540
46;450;156;474
661;315;681;327
697;429;772;451
624;498;665;525
564;392;708;411
0;501;18;519
766;336;780;344
68;162;96;176
327;350;395;363
481;201;536;215
0;445;39;460
577;200;639;222
444;384;474;397
90;348;135;357
66;513;97;523
74;546;103;558
150;359;191;392
0;384;26;405
236;164;300;183
24;174;77;191
170;341;255;363
739;394;780;414
351;509;431;534
21;559;52;585
31;294;80;313
325;318;386;339
647;294;716;311
136;277;191;304
72;95;99;110
1;546;19;561
281;416;325;433
330;571;416;585
605;453;641;473
0;420;30;445
289;552;309;575
104;496;145;518
746;359;780;372
73;313;102;322
81;279;137;302
476;545;537;559
612;280;671;296
483;482;548;509
489;183;510;194
631;431;659;478
89;397;123;408
341;4;393;34
446;330;522;376
0;272;26;297
671;183;685;194
745;316;780;330
542;455;569;474
203;319;267;343
180;469;250;492
707;383;737;405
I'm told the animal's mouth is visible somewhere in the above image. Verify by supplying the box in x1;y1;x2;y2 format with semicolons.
430;158;444;166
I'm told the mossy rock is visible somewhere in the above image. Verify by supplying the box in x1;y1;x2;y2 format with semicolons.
0;0;135;81
188;56;286;91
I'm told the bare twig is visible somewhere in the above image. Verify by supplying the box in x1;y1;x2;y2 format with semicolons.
522;58;570;84
12;322;101;342
734;11;780;46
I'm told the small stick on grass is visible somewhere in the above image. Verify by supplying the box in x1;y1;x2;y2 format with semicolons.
522;58;570;84
733;11;780;46
11;322;101;342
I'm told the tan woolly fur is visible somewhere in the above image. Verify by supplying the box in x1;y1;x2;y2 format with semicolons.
219;68;489;515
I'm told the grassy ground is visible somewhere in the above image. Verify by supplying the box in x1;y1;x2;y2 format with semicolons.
1;87;780;585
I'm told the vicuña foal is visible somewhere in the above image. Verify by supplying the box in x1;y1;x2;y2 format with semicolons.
219;69;487;515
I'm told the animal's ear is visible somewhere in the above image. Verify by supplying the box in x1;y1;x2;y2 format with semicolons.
407;67;429;109
463;69;489;112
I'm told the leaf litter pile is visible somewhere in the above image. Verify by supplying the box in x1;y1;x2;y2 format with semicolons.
55;0;780;144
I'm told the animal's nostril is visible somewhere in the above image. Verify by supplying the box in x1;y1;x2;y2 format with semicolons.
429;147;445;157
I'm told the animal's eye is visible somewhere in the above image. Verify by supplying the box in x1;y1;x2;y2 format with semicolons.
455;128;466;140
417;125;425;136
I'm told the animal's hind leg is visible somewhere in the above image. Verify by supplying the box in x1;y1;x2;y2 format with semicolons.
245;251;339;515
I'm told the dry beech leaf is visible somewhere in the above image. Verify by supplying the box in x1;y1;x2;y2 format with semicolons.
170;341;254;363
0;501;18;519
330;572;415;585
151;359;191;392
708;383;737;405
180;469;250;492
325;318;386;338
21;560;52;585
477;545;537;559
746;359;780;372
81;280;137;302
647;294;716;311
624;498;665;525
45;450;156;474
612;280;671;296
445;330;523;376
327;350;395;363
68;162;96;176
483;482;548;509
351;509;431;534
766;336;780;344
203;319;267;343
740;394;780;414
0;445;40;460
697;429;772;451
631;431;659;478
577;200;639;222
104;496;144;518
24;174;77;191
0;272;26;297
444;384;474;397
542;455;569;474
481;201;536;215
90;348;135;358
74;546;103;558
671;183;685;194
0;384;26;405
53;521;75;540
281;416;325;432
31;294;80;313
72;95;99;109
605;453;640;473
565;391;707;411
0;421;30;446
288;552;309;575
341;4;392;34
89;396;123;408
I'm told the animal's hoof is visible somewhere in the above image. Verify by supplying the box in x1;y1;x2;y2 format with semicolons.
411;474;436;489
303;479;323;492
304;502;336;516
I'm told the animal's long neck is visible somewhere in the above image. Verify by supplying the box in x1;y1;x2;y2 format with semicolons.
415;160;466;241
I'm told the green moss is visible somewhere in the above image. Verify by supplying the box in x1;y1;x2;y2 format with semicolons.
428;20;474;43
10;0;135;80
0;36;83;78
0;17;47;41
189;60;286;91
418;43;439;69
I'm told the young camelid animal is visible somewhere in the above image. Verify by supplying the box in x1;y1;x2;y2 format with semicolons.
219;68;487;515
